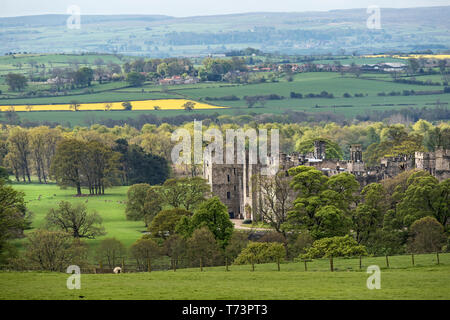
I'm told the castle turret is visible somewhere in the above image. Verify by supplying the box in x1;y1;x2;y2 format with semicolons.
347;144;365;175
314;140;326;160
350;144;363;162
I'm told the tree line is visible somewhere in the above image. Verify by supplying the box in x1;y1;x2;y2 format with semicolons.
0;126;169;192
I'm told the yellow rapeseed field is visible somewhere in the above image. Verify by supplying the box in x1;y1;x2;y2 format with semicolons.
0;99;226;112
363;54;450;60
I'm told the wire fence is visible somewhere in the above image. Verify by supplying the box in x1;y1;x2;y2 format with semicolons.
3;252;447;274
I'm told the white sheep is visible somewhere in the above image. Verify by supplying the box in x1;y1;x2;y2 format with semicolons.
113;267;122;274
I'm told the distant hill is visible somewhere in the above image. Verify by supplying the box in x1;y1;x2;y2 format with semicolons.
1;6;449;56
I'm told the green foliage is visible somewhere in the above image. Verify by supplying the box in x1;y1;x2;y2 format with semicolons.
130;238;161;270
301;235;367;259
45;201;106;239
225;231;249;263
122;101;133;111
352;183;387;244
164;234;187;262
397;174;449;227
126;72;146;87
288;167;356;239
365;229;406;256
187;227;223;267
74;67;94;87
180;197;234;248
0;166;9;181
149;208;191;239
50;138;121;195
407;216;446;253
295;138;343;159
96;238;127;268
288;231;314;259
162;177;210;211
311;205;351;239
114;140;169;186
0;180;29;264
125;183;151;223
5;73;27;91
364;125;425;166
234;242;285;265
22;230;87;271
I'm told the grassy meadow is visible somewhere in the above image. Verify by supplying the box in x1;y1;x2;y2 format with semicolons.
4;181;450;300
11;182;143;252
1;262;449;299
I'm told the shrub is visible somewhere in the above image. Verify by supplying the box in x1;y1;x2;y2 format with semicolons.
130;238;161;271
22;230;88;271
290;92;303;99
234;242;285;265
288;231;314;258
96;238;127;268
301;235;367;259
407;216;446;253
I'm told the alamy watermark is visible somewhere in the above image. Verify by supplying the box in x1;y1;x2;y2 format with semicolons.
171;120;280;175
66;265;81;289
67;5;81;30
366;265;381;290
367;5;381;30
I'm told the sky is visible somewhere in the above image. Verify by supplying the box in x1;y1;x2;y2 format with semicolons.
2;0;450;17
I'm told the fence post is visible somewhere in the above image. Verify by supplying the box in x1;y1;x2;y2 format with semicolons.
385;255;389;268
251;257;255;272
330;256;334;272
200;257;203;272
304;260;307;272
225;257;229;272
437;252;440;265
122;258;125;273
411;254;415;266
147;258;151;272
277;257;280;271
359;256;362;270
172;259;177;272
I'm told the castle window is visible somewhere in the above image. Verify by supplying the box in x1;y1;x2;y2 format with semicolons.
227;174;230;182
227;192;231;199
233;168;236;175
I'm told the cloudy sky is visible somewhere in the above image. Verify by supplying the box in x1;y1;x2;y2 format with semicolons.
2;0;450;17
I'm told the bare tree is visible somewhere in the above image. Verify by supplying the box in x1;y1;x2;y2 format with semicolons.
255;171;296;248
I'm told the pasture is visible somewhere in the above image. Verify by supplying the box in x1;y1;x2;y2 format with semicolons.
11;182;144;251
5;182;450;300
0;261;449;299
1;53;449;126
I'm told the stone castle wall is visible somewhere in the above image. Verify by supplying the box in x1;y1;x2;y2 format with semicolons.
203;143;450;219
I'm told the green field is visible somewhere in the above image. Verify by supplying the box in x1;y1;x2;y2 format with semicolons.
11;182;143;252
1;53;449;126
4;182;450;300
3;75;449;126
1;262;449;299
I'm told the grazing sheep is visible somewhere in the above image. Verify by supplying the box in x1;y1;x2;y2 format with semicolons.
113;267;122;274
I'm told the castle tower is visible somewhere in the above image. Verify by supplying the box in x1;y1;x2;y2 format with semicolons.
314;140;326;159
347;144;365;175
350;144;363;162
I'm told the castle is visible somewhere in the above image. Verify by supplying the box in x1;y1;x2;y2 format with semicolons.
203;140;450;220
